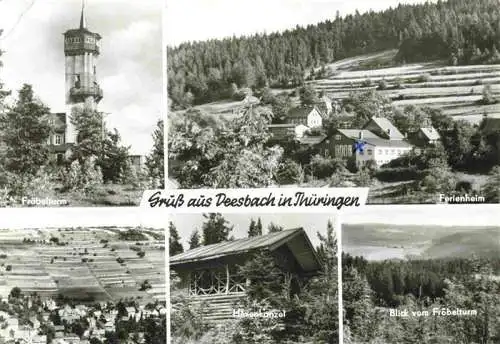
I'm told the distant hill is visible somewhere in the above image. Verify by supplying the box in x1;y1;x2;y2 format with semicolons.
343;223;500;259
423;229;500;258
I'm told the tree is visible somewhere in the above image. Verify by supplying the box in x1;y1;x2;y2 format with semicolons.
268;222;284;233
99;128;130;183
71;107;129;183
71;107;104;161
299;84;319;106
170;106;283;188
188;230;201;249
201;213;233;245
481;84;497;105
146;120;164;188
248;218;256;237
0;84;51;181
169;221;184;255
482;166;500;202
9;287;21;299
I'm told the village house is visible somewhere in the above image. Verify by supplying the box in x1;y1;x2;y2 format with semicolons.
407;126;441;148
363;116;405;140
269;106;324;140
286;106;323;128
170;228;321;323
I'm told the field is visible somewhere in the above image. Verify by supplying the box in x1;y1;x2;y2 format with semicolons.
343;223;500;260
310;50;500;124
0;227;165;304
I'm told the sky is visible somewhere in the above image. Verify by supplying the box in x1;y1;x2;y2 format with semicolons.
0;0;163;155
342;204;500;226
166;0;438;46
169;213;338;250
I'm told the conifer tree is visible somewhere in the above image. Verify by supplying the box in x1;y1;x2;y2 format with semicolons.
201;213;233;245
146;119;164;188
188;230;200;249
169;222;184;256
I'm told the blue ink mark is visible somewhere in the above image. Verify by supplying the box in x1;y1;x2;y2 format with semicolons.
353;140;366;153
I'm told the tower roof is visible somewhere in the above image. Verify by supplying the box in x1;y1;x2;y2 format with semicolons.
79;0;87;29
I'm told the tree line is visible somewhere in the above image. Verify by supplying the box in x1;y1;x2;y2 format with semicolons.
168;0;500;108
343;252;500;307
343;253;500;343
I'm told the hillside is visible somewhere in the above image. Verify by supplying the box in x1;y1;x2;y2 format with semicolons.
309;52;500;124
168;0;500;108
0;227;165;304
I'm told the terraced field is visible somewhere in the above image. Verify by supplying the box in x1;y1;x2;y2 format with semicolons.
0;227;165;304
310;51;500;124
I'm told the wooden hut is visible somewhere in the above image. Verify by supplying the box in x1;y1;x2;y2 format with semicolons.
170;228;322;322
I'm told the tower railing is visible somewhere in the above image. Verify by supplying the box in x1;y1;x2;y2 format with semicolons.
69;85;103;102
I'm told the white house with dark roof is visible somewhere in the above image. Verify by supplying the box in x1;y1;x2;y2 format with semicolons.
326;117;413;167
286;106;323;128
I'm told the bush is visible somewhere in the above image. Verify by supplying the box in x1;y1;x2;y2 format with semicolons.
310;155;347;179
61;157;103;196
275;160;304;185
171;296;210;342
394;77;404;89
377;79;388;90
361;78;373;87
418;73;431;83
375;167;425;182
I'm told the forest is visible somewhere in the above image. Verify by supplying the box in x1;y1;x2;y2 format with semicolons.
167;0;500;108
343;252;500;343
169;215;338;344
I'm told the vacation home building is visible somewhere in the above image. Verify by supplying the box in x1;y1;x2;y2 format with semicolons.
319;117;413;167
170;228;321;322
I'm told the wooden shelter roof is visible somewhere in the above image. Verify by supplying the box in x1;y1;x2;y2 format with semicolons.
170;228;321;272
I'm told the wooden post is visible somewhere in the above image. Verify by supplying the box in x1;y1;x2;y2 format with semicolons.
226;264;230;294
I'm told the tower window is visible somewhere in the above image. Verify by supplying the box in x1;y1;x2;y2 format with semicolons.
55;135;62;145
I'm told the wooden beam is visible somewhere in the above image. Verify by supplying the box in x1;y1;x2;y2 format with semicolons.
226;264;230;294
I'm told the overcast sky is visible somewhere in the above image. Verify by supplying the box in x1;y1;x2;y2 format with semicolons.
170;213;338;250
342;204;500;226
166;0;438;46
0;0;163;155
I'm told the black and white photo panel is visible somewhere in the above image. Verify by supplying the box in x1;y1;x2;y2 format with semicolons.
167;0;500;204
0;0;163;207
0;207;166;343
342;205;500;344
168;212;339;344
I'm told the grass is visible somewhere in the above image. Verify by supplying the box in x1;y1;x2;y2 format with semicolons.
56;183;143;206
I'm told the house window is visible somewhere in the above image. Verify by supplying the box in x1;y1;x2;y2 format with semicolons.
367;149;372;155
391;149;395;154
378;150;382;155
55;135;62;145
385;149;389;154
335;135;342;141
359;150;364;156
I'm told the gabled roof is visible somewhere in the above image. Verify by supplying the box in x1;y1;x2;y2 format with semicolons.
366;117;404;139
337;129;379;140
287;106;317;119
299;134;328;145
170;228;321;272
420;127;440;141
362;138;412;148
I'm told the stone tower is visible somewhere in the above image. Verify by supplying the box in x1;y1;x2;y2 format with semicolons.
63;0;103;144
